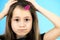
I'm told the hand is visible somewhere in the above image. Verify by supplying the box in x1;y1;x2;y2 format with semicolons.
3;0;17;15
5;0;17;7
0;0;17;20
26;0;35;3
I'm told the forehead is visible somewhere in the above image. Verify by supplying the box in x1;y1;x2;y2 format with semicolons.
12;6;32;18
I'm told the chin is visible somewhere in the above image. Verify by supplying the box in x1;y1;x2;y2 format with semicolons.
17;32;28;36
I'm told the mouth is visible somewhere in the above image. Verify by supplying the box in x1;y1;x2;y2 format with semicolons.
17;29;27;32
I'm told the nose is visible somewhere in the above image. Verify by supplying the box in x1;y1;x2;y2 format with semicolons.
18;21;25;27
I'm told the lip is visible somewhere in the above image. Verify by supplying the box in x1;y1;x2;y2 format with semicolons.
18;29;27;30
17;29;27;32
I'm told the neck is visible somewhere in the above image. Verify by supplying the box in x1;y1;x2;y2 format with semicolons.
16;35;26;39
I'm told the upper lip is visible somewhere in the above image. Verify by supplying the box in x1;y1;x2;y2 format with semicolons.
17;29;27;30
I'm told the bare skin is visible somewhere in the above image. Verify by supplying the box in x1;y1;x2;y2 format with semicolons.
0;0;17;20
0;0;60;40
26;0;60;40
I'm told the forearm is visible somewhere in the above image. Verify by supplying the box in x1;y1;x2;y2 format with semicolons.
32;2;60;27
0;12;5;20
0;6;8;20
30;1;60;40
0;0;17;20
44;27;60;40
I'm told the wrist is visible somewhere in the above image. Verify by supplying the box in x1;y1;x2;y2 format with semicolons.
55;27;60;32
32;2;40;10
2;6;10;15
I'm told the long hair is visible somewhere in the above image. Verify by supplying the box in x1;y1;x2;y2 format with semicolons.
4;0;40;40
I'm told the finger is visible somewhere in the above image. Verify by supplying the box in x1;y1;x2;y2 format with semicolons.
5;1;17;7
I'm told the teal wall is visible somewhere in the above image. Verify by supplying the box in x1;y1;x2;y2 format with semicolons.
0;0;60;40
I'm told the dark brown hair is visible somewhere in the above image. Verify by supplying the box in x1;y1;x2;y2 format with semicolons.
4;0;40;40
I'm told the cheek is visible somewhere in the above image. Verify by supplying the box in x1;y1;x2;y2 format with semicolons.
26;21;32;31
11;20;19;27
11;21;18;32
11;21;17;28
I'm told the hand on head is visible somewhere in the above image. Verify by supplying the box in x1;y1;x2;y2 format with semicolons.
26;0;35;3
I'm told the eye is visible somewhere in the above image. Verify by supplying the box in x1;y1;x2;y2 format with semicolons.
25;19;30;21
15;19;19;22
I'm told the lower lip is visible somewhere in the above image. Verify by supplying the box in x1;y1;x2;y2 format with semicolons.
18;29;27;32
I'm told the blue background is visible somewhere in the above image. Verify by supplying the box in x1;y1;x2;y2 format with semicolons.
0;0;60;40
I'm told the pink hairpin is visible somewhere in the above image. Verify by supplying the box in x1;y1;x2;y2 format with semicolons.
24;5;30;10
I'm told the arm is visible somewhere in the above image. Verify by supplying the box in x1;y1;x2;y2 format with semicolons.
0;0;17;20
0;5;9;20
0;12;6;20
44;27;60;40
26;0;60;40
32;2;60;40
29;1;60;27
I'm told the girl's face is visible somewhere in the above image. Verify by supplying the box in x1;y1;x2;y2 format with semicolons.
11;6;32;38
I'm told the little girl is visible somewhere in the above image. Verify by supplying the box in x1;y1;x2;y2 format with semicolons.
0;0;60;40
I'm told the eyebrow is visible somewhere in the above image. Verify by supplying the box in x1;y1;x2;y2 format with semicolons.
13;16;32;19
24;16;32;18
12;16;20;18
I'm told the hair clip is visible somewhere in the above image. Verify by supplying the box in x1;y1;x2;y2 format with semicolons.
24;5;30;10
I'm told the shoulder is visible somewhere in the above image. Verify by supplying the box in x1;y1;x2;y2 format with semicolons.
0;35;5;40
40;33;45;40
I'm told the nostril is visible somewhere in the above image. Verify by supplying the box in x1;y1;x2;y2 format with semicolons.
18;22;25;27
